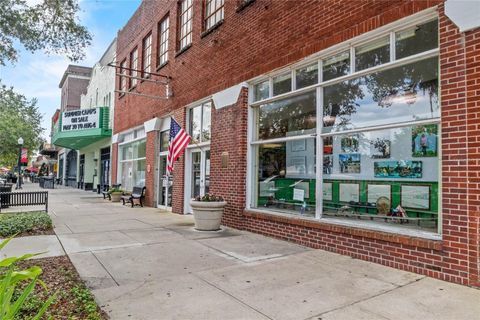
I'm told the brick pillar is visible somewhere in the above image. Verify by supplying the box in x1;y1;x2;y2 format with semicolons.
145;131;159;207
111;142;118;185
210;88;248;229
439;4;480;286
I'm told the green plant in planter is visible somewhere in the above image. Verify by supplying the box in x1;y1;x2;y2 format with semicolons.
194;194;224;202
0;237;56;319
108;188;124;194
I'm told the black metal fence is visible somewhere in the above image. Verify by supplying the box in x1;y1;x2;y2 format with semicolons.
0;191;48;213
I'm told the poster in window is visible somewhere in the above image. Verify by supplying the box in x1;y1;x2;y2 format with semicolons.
374;160;422;178
341;134;359;153
323;182;332;201
339;183;359;203
412;124;437;157
370;138;391;159
339;153;361;174
367;184;391;204
291;139;306;152
323;155;333;174
287;156;306;176
401;185;430;209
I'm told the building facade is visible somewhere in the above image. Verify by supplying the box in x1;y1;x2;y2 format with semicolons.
53;42;115;190
112;0;480;287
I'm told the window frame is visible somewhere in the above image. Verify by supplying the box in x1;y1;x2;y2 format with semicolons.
129;47;139;89
203;0;224;32
119;59;127;96
177;0;194;52
142;32;153;77
158;15;170;68
187;100;212;146
246;11;442;238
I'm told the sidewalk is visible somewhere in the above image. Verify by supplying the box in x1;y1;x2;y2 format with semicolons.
5;182;480;319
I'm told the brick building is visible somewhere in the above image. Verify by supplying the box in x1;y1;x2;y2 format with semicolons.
112;0;480;287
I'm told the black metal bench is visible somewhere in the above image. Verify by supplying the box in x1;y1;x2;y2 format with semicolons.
121;186;146;207
0;191;48;212
102;184;121;200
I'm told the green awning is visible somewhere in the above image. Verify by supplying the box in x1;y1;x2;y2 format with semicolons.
52;128;112;150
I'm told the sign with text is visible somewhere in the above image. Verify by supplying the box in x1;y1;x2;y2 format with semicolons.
62;108;100;132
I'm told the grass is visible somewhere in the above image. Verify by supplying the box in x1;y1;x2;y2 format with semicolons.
0;211;53;237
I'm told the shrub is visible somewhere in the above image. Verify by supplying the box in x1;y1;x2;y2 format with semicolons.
0;212;52;237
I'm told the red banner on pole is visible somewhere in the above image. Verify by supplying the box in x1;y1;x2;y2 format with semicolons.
21;148;28;164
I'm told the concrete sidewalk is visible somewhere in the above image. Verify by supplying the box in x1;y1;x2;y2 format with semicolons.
7;183;480;319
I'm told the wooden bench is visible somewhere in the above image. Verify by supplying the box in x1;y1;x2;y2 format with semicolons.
121;186;146;207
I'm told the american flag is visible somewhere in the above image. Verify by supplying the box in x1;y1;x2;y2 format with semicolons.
167;118;191;176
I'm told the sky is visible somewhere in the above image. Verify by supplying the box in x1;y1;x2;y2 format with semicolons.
0;0;141;140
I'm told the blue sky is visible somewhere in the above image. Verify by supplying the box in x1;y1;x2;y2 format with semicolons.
0;0;141;140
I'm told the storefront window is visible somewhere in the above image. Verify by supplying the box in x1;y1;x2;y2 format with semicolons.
323;51;350;81
160;130;169;152
355;36;390;71
395;19;438;60
253;139;316;216
323;57;438;133
254;80;269;102
273;72;292;96
257;91;316;140
296;64;318;89
250;17;440;234
119;139;146;191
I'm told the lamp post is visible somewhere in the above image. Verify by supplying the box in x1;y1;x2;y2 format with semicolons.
16;137;23;190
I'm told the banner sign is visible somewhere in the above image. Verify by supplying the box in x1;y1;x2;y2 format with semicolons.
62;108;100;131
21;148;28;164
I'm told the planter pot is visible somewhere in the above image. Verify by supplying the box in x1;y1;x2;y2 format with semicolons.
190;200;227;231
110;193;122;202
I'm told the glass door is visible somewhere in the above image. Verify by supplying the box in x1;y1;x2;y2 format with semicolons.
157;155;172;208
191;149;210;199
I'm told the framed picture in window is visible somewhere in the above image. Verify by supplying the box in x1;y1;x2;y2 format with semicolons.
401;185;430;210
412;124;438;157
339;183;359;203
323;182;333;201
367;184;391;204
291;139;306;152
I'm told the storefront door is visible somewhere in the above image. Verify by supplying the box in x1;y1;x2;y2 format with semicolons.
100;147;110;190
186;148;210;213
157;155;172;208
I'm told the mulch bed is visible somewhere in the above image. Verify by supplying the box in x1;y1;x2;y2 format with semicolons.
17;256;109;319
16;228;55;237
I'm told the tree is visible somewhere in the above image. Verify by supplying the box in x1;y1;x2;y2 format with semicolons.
0;0;92;66
0;83;44;166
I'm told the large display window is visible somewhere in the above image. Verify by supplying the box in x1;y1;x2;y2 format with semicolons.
250;16;440;235
119;139;146;191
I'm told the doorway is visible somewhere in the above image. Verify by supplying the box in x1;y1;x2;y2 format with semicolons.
100;147;110;191
185;148;210;213
157;155;172;209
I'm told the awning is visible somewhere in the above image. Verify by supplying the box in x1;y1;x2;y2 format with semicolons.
53;128;112;150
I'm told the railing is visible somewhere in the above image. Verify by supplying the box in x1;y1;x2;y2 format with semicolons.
0;191;48;212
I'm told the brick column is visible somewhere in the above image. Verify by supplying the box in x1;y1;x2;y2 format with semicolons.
111;143;118;185
210;88;248;229
145;131;159;207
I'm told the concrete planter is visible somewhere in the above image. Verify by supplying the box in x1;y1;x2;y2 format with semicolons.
190;200;227;231
110;193;123;202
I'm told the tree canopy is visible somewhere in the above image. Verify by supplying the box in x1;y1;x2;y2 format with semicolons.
0;83;44;166
0;0;92;65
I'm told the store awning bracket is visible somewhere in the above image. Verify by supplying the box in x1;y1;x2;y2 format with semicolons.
108;62;173;100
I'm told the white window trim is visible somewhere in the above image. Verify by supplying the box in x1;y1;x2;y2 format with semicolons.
245;11;442;239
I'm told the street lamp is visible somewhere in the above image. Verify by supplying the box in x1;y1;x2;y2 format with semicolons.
16;137;23;190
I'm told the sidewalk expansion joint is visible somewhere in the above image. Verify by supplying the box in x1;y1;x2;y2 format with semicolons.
193;273;274;320
307;276;426;320
91;251;121;287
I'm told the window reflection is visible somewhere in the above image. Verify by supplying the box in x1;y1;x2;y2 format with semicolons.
190;106;202;142
323;57;439;132
296;64;318;89
323;51;350;81
396;19;438;60
258;91;316;140
273;72;292;96
355;36;390;71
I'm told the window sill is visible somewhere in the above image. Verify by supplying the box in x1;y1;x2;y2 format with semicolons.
157;61;169;71
236;0;256;12
243;208;442;250
201;20;224;39
175;44;192;58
